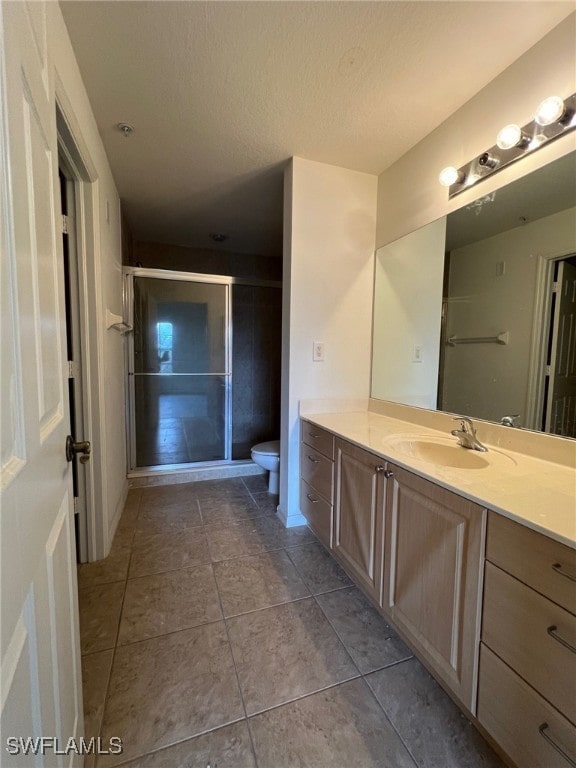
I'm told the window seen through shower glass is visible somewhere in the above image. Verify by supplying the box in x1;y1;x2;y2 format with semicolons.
132;277;228;468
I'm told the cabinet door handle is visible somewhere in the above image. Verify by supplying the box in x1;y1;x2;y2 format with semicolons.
375;465;385;472
538;723;576;767
552;562;576;583
307;455;319;464
547;625;576;655
306;493;319;504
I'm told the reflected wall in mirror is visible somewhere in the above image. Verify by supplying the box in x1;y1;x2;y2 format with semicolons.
371;151;576;437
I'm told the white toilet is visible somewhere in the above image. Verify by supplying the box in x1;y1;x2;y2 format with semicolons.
251;440;280;494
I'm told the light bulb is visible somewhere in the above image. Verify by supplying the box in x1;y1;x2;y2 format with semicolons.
438;166;460;187
496;124;523;150
535;96;565;126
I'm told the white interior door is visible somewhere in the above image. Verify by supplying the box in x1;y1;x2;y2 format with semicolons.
1;1;83;765
546;259;576;437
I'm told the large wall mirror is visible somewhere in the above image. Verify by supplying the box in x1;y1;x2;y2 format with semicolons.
371;150;576;438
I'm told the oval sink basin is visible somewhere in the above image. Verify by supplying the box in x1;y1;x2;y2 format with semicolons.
387;435;515;470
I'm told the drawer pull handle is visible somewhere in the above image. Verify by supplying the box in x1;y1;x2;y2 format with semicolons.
547;625;576;655
538;723;576;767
307;455;320;464
306;493;319;504
309;432;320;438
552;562;576;583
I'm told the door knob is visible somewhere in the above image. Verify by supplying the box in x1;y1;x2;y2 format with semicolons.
66;435;91;464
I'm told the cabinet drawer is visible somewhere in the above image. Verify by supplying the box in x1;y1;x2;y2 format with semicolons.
300;479;332;548
478;643;576;768
483;561;576;723
487;512;576;616
301;421;334;460
300;443;333;502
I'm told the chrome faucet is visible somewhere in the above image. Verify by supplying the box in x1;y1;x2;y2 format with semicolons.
500;414;519;427
451;417;488;452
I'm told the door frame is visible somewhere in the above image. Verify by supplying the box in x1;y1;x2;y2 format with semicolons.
55;93;106;561
525;249;575;431
58;157;90;562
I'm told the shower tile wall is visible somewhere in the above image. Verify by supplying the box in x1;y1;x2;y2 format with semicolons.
232;285;282;459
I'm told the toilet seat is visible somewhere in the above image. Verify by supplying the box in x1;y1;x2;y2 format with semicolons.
251;440;280;456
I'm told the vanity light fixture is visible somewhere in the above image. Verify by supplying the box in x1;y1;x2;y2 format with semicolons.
534;95;566;126
438;166;462;187
496;124;526;150
440;91;576;198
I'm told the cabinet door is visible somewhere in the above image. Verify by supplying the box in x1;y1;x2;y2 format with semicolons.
333;439;386;602
383;465;485;710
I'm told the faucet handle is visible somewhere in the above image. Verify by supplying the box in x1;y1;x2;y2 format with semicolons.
452;415;474;432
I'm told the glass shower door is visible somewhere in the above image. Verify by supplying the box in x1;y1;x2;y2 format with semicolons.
129;275;230;469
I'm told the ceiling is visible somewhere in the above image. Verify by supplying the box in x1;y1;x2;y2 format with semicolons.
446;151;576;251
60;1;575;258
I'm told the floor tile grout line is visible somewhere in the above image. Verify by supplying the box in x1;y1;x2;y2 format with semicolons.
90;490;143;765
362;668;422;768
221;592;315;621
112;615;226;650
284;542;354;597
311;591;416;680
309;593;364;678
122;559;214;585
213;570;261;768
360;654;415;677
244;672;363;720
99;715;248;768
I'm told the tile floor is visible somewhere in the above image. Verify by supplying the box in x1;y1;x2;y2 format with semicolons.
78;477;504;768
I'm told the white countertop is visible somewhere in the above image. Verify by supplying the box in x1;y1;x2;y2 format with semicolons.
303;410;576;549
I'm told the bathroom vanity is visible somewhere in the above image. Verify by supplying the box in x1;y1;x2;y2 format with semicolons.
299;408;576;768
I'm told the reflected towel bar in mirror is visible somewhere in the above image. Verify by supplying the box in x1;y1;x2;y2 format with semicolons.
447;331;509;346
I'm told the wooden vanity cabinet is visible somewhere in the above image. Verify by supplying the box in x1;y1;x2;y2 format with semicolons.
333;439;387;603
477;512;576;767
299;421;334;548
382;465;485;711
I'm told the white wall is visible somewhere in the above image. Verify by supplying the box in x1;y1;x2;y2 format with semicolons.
442;207;576;426
49;5;127;556
280;158;377;525
376;14;576;248
372;218;446;409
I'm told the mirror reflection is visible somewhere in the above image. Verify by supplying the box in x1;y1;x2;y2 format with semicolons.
371;151;576;437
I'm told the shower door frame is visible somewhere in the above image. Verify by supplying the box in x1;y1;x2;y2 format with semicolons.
124;267;282;476
124;267;234;475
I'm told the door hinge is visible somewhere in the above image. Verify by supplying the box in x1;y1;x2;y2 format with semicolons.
73;496;78;515
545;364;551;376
62;214;68;235
552;281;559;293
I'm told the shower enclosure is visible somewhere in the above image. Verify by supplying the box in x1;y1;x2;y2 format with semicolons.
124;268;281;473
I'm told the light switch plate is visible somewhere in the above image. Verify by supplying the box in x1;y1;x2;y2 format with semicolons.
313;341;325;362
